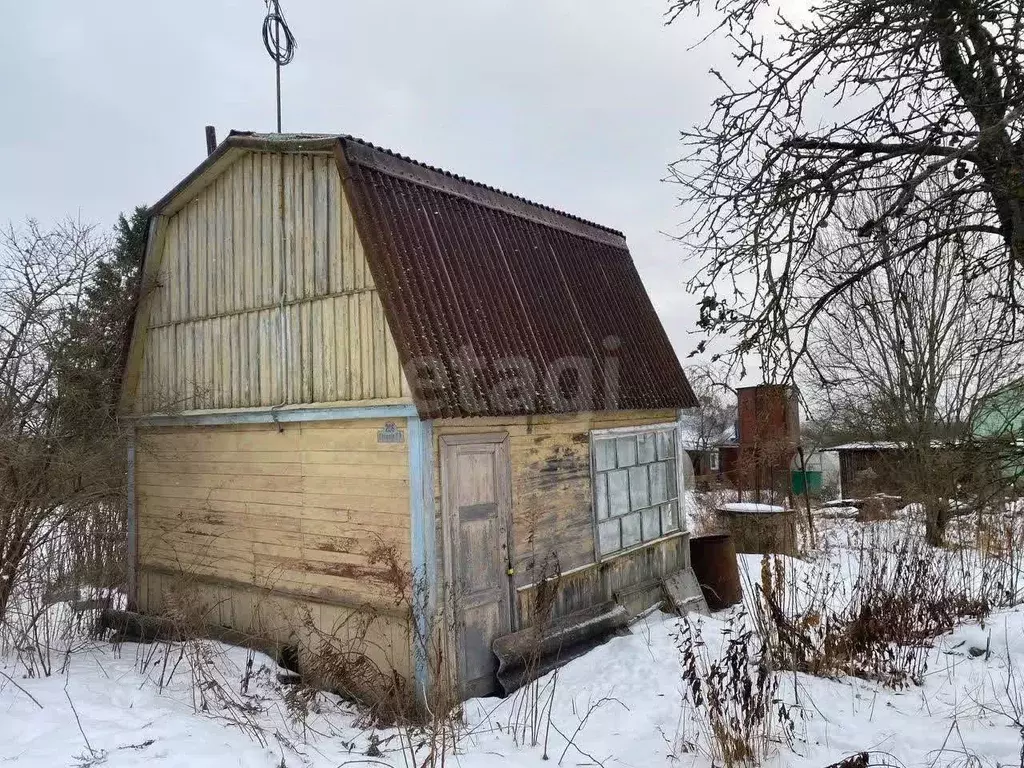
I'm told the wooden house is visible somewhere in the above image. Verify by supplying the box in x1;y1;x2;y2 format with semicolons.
120;131;700;704
975;379;1024;483
833;440;985;500
677;414;729;488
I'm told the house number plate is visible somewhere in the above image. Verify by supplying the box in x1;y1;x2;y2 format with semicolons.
377;422;405;444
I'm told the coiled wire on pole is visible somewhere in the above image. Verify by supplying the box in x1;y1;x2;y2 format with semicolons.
263;0;296;66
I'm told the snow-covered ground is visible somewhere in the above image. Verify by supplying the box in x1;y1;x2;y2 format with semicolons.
5;511;1024;767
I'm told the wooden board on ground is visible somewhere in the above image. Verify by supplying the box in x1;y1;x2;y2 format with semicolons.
663;569;709;616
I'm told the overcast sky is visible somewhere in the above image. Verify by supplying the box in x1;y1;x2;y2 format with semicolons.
2;1;726;359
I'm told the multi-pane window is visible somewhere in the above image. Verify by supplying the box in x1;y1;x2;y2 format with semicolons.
591;424;682;558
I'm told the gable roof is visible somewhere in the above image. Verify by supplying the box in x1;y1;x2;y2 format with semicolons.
145;131;697;419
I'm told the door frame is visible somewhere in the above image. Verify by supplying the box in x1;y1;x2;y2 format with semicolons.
439;432;515;696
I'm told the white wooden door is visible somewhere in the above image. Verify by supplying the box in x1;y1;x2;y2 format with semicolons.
441;434;513;699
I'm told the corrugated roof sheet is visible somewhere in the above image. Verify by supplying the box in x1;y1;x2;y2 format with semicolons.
334;136;697;418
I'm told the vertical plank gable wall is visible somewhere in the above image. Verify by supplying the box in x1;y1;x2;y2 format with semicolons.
134;151;408;413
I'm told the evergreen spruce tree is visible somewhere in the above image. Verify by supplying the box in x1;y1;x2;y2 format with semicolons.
54;205;148;437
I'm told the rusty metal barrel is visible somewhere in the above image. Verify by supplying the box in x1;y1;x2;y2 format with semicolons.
689;533;742;610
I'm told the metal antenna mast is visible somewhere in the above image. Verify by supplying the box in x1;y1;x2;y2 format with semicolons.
262;0;296;133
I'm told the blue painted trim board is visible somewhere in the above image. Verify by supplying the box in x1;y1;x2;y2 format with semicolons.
133;403;418;427
126;431;138;609
408;415;437;706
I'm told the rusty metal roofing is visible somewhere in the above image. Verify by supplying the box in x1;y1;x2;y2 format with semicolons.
149;131;697;418
333;137;697;418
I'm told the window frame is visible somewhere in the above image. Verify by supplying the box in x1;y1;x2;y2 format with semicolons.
589;421;687;562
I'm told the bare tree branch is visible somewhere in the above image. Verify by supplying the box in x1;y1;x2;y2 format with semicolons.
668;0;1024;376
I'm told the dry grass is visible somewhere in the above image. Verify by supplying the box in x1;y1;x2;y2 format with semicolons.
747;512;1024;689
118;539;468;768
504;554;561;754
677;613;794;768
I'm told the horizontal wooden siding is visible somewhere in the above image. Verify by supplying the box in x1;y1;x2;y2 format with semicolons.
135;419;411;610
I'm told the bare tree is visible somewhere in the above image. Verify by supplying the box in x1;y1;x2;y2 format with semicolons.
686;363;737;454
799;191;1024;543
805;193;1024;443
0;220;125;632
667;0;1024;374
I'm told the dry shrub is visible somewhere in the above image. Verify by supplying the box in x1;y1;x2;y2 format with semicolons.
1;504;124;678
127;582;271;745
386;570;464;768
750;526;1000;688
505;555;561;753
299;607;414;725
123;571;414;757
677;614;794;768
126;534;463;767
857;495;899;522
0;219;128;675
690;490;730;536
264;538;450;733
322;538;464;768
963;506;1024;607
260;538;423;727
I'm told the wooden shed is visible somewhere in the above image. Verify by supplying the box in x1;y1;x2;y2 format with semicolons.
120;131;701;705
833;440;986;501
